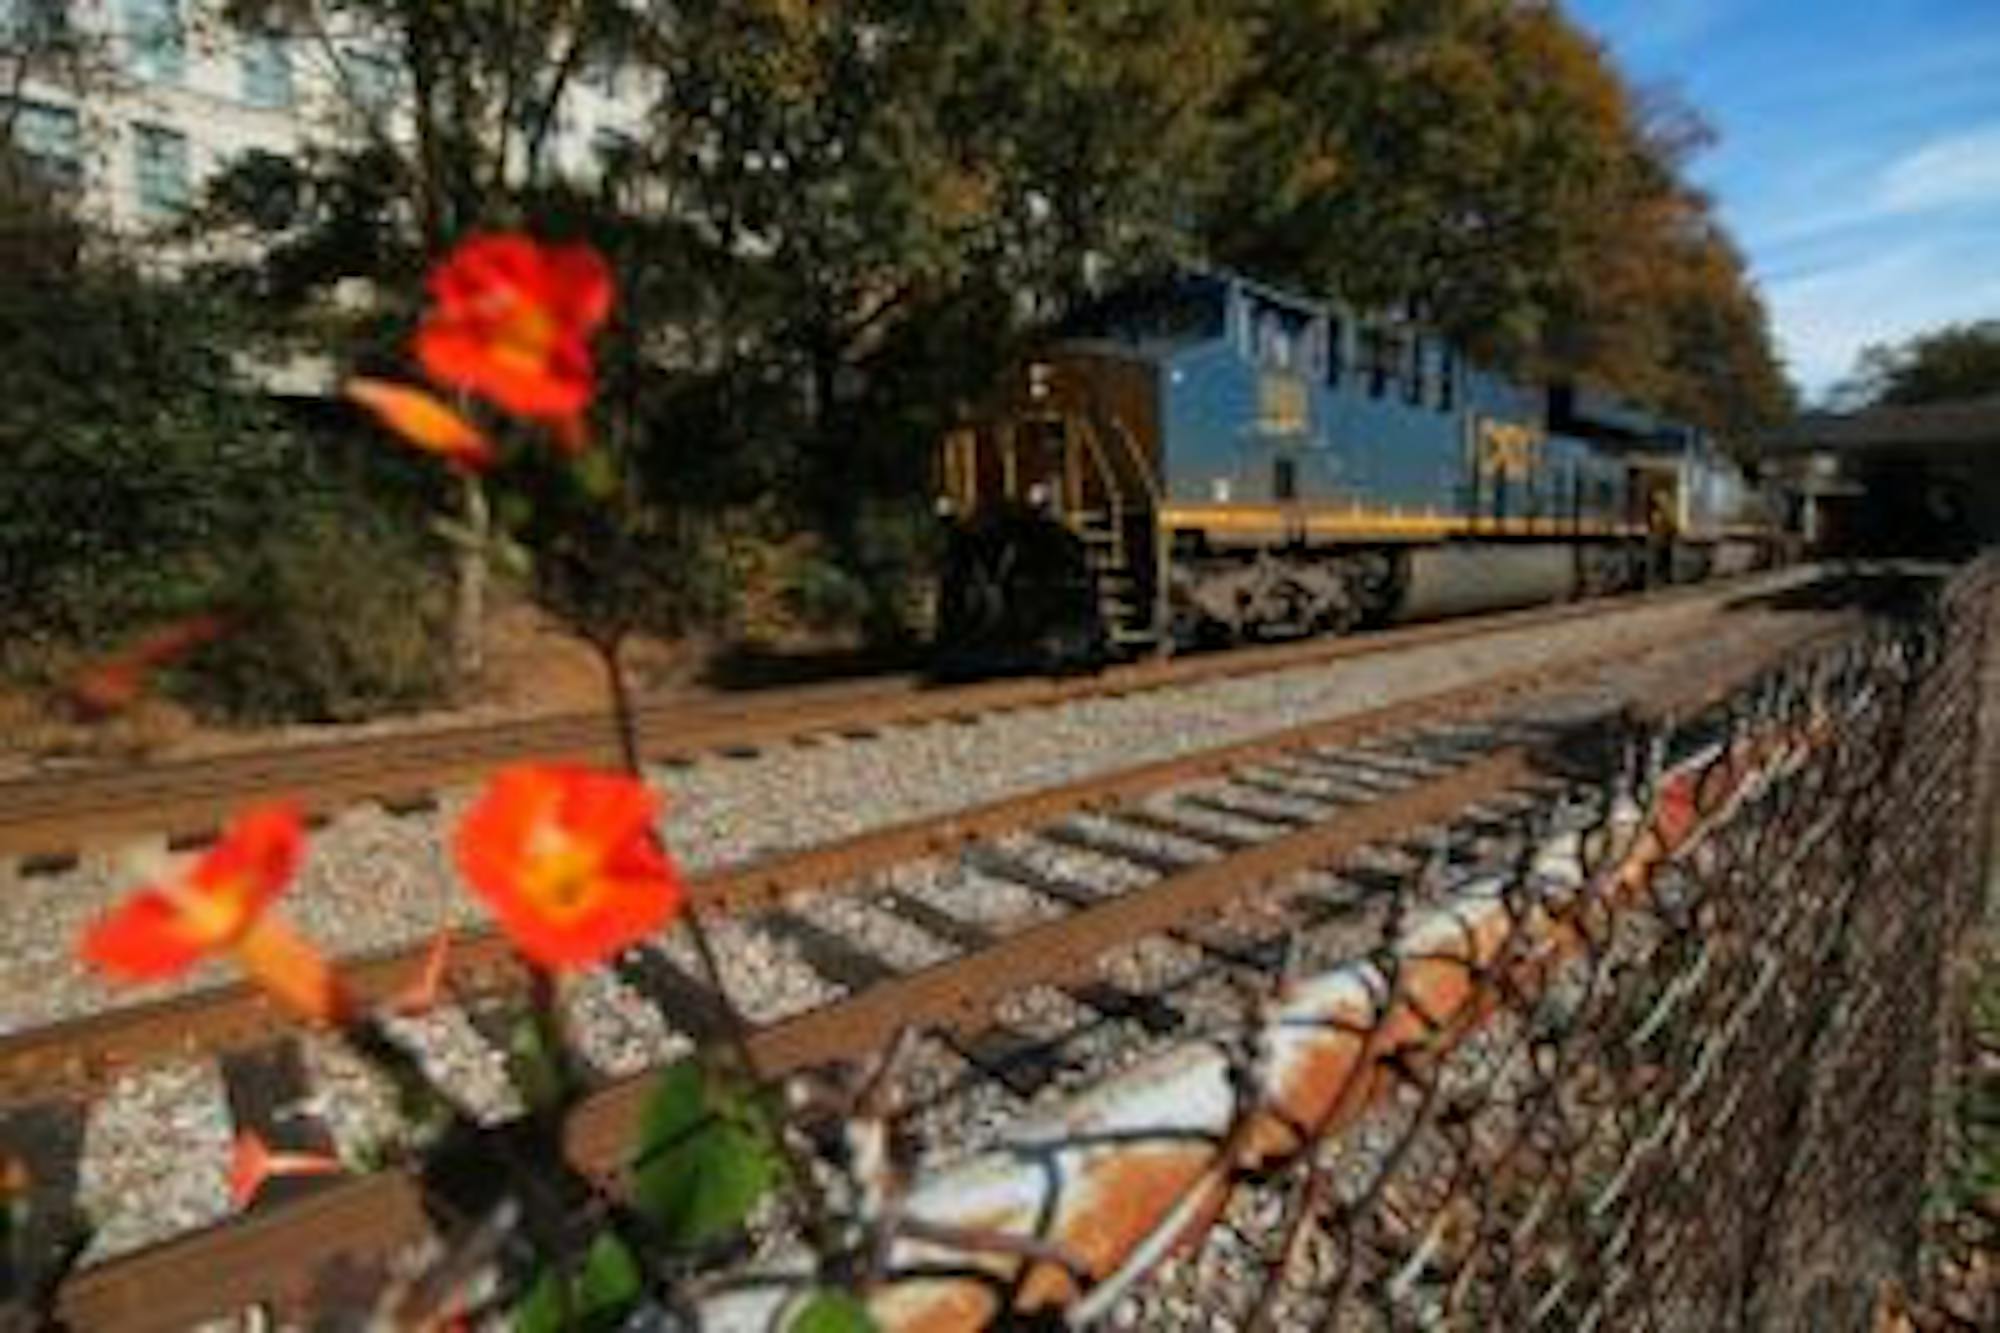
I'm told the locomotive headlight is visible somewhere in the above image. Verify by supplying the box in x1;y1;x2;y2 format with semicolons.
1028;362;1053;401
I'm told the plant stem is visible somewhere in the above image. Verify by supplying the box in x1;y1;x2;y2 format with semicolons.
453;472;490;691
593;636;836;1246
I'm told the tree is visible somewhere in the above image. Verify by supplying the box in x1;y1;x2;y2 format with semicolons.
604;0;1248;633
1838;321;2000;408
1202;0;1790;433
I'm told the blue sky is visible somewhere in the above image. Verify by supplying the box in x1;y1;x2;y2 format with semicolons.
1569;0;2000;401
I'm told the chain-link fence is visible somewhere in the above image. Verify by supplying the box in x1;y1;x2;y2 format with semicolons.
1276;560;1996;1332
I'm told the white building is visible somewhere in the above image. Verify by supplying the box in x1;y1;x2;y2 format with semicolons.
1;0;647;238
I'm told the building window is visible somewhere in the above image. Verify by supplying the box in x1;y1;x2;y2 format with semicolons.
343;46;400;115
584;50;622;99
240;31;293;109
123;0;183;84
132;122;189;219
216;147;299;230
6;99;82;190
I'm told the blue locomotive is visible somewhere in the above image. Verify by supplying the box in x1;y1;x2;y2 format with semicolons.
933;270;1787;671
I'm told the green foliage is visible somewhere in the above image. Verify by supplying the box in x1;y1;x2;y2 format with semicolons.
1841;320;2000;408
514;1233;646;1333
0;264;300;652
630;1057;784;1250
792;1289;879;1333
183;504;453;723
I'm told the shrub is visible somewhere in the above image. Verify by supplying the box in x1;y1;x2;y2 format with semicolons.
0;262;298;652
184;507;453;723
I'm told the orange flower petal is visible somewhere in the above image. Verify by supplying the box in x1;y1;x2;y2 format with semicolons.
69;662;143;719
129;614;225;669
81;893;207;980
393;930;454;1016
190;804;306;913
415;328;594;419
345;379;495;469
79;804;307;985
227;1131;342;1209
544;244;614;331
234;917;347;1026
67;615;224;718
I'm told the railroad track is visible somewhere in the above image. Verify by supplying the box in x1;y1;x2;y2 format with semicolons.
0;587;1860;1331
0;570;1811;869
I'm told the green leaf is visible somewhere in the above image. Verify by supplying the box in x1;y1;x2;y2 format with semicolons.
512;1236;644;1333
573;448;620;501
514;1266;569;1333
791;1289;879;1333
575;1233;644;1324
630;1057;782;1248
492;533;535;579
504;1013;569;1112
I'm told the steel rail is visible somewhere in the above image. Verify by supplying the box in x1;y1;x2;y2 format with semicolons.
0;571;1796;863
41;610;1850;1332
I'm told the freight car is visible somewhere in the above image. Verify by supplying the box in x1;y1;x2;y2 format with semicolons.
933;271;1787;674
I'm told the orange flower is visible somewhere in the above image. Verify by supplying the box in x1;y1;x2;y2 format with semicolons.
227;1130;343;1209
69;614;223;719
415;233;611;436
80;805;344;1023
453;764;683;970
345;379;495;471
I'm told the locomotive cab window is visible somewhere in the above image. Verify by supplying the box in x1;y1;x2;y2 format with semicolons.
1362;326;1394;399
1325;314;1346;384
1249;295;1316;374
1438;347;1457;412
1274;456;1298;501
1065;279;1225;346
1404;335;1426;406
1257;310;1295;371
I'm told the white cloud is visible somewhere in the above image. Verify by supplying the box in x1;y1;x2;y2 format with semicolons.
1766;234;2000;399
1877;123;2000;213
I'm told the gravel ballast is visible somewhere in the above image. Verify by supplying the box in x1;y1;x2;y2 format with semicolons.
0;573;1829;1273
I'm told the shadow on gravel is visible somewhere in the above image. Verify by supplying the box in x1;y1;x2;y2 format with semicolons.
1721;563;1950;621
692;642;928;692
